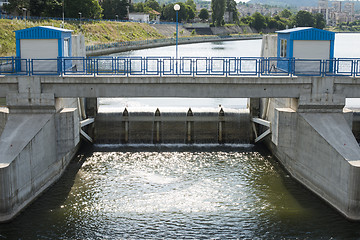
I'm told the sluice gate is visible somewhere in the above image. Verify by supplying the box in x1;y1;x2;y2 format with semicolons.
94;107;252;144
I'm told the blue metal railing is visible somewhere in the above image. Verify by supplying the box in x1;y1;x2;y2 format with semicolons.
1;56;360;77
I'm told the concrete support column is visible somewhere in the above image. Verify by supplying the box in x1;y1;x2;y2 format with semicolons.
0;76;80;222
85;98;98;118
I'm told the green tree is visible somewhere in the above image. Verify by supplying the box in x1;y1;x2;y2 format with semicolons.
29;0;44;16
314;13;326;29
102;0;113;18
250;12;266;31
102;0;128;19
294;10;314;27
240;16;253;25
43;0;62;17
199;8;209;21
161;2;187;22
64;0;102;19
267;18;278;29
5;0;62;17
185;5;195;21
133;2;144;12
211;0;226;26
145;0;160;12
226;0;238;23
185;0;196;12
280;9;292;18
162;3;175;21
4;0;29;15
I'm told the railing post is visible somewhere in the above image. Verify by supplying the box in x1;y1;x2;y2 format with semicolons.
159;58;162;77
93;58;96;76
355;60;357;77
58;57;62;76
29;59;32;76
225;59;228;77
192;59;195;77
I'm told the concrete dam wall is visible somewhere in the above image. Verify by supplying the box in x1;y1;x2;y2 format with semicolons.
95;108;252;144
257;34;360;220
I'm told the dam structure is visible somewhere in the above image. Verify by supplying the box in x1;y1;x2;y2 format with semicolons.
1;26;360;221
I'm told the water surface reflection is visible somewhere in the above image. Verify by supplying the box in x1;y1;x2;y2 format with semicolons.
1;145;360;239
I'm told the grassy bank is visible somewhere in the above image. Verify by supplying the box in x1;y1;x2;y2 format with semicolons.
0;19;165;57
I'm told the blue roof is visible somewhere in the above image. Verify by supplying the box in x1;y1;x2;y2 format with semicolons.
276;27;312;33
276;27;335;41
15;26;73;39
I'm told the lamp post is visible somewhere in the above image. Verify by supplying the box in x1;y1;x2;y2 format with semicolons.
79;12;82;26
22;8;27;28
174;4;180;60
116;14;118;21
62;0;65;28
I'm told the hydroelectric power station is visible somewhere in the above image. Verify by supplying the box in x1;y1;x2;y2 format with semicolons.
1;26;360;222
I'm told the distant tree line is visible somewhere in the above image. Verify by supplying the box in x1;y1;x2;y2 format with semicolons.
4;0;103;19
3;0;199;22
243;10;326;31
3;0;326;31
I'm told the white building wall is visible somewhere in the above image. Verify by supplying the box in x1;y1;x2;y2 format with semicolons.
20;39;58;72
128;13;150;22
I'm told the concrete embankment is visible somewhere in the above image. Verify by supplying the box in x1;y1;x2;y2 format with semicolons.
257;35;360;220
95;108;252;144
86;35;262;56
0;36;86;222
0;99;80;222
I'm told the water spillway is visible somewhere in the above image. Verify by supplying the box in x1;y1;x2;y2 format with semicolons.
94;107;252;144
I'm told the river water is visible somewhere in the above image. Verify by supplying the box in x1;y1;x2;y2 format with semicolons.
2;34;360;239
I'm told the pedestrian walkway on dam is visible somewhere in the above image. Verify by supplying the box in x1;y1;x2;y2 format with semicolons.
0;56;360;77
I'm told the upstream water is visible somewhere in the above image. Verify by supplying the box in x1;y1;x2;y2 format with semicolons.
2;34;360;239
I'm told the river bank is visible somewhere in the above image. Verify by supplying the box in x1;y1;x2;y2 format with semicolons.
0;18;260;57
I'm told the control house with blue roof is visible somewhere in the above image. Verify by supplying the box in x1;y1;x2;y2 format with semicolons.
276;27;335;74
15;26;73;73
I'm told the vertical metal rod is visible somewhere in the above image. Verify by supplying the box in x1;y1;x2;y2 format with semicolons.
62;0;65;27
176;11;178;60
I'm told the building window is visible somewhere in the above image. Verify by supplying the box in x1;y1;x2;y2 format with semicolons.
64;38;69;57
280;39;287;58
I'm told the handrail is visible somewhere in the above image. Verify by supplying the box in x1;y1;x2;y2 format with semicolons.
1;56;359;77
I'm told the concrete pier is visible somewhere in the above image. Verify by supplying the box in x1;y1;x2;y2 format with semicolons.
257;35;360;220
0;108;79;221
0;36;85;222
